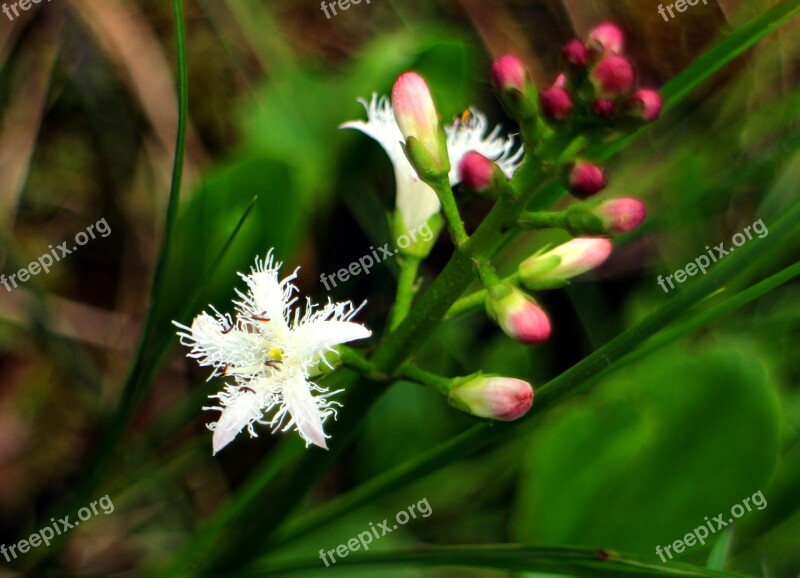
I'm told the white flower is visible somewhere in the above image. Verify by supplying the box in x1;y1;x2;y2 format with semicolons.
174;251;371;454
341;95;524;233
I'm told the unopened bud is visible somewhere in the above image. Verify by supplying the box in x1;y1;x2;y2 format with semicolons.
458;151;496;193
392;72;448;170
592;98;615;118
540;85;573;121
588;23;624;56
562;39;589;67
448;376;534;421
596;198;647;233
491;55;528;93
486;285;551;344
519;237;613;290
590;56;634;97
569;161;607;199
630;89;663;121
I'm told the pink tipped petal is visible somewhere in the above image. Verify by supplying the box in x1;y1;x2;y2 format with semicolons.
540;87;573;120
593;98;615;118
631;89;663;121
392;72;440;154
599;198;647;233
491;55;527;92
509;304;551;344
458;151;495;191
487;286;551;344
562;39;589;67
570;161;608;198
519;237;613;289
449;376;534;421
588;23;624;55
591;56;634;97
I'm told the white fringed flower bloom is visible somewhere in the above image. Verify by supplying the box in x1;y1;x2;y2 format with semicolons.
174;251;371;454
341;95;524;232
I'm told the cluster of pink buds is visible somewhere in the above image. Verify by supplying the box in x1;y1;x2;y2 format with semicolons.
547;23;663;123
540;23;663;199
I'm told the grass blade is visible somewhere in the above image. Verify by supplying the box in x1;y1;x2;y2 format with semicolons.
245;544;750;578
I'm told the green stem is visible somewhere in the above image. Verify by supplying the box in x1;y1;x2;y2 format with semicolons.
388;255;421;330
473;257;503;289
338;346;388;381
428;175;469;247
398;363;452;394
518;210;568;230
369;159;547;375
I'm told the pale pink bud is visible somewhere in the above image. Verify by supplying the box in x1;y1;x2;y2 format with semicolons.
596;198;647;233
459;151;495;192
392;72;443;165
486;286;551;344
540;86;572;121
591;56;634;97
569;161;607;198
520;237;613;289
491;55;527;93
588;23;624;55
553;73;568;89
562;39;589;67
449;376;534;421
593;98;615;118
630;89;663;121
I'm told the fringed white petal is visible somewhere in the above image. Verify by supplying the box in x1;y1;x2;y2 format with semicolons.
445;108;525;184
273;372;340;450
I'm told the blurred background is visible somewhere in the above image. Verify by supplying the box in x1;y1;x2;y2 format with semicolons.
0;0;798;576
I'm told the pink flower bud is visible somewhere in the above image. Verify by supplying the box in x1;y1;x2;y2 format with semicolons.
491;55;527;93
592;98;615;118
392;72;444;166
486;286;551;344
553;73;568;89
588;23;624;55
458;151;495;192
596;198;647;233
449;376;534;421
540;86;573;121
630;89;663;121
520;237;612;289
569;161;607;198
590;56;634;97
562;39;589;67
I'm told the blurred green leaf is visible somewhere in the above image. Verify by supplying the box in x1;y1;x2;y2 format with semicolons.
512;342;781;556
